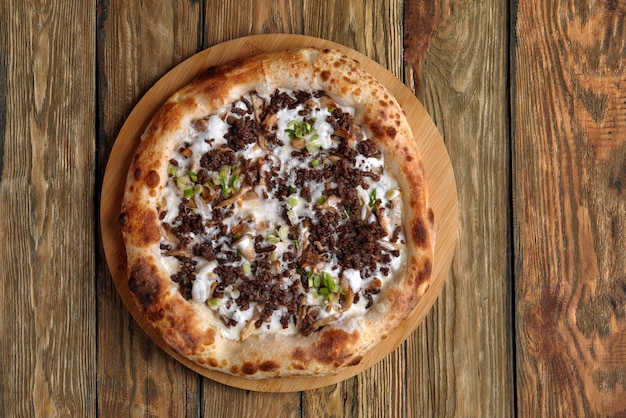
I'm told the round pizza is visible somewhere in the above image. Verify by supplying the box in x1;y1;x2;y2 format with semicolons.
119;47;435;378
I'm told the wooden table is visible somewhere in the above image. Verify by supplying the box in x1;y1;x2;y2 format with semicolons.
1;1;625;416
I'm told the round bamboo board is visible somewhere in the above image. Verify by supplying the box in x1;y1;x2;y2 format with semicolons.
101;34;458;392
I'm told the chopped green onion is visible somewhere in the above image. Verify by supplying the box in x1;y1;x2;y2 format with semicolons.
307;144;321;154
317;196;327;205
231;174;242;189
311;159;320;167
193;184;203;195
219;165;229;178
318;287;330;295
328;293;335;302
176;174;192;191
267;234;280;244
288;196;299;207
242;262;251;274
328;107;335;113
168;166;178;176
188;171;198;182
287;209;298;224
313;276;321;288
183;188;194;199
385;189;400;200
288;185;297;194
270;252;278;261
308;277;314;288
344;207;351;217
294;239;300;248
232;232;242;240
207;298;222;307
278;225;290;241
369;189;377;207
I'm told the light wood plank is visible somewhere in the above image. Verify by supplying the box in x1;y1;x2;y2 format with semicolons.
514;0;626;415
300;1;409;416
96;1;204;416
404;0;514;416
199;1;305;411
0;1;95;416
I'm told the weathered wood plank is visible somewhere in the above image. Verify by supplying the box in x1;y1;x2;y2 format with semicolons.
405;0;514;416
514;0;626;416
96;1;204;416
0;1;95;416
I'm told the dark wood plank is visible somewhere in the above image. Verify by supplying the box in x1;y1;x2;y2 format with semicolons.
0;1;95;416
514;0;626;415
96;1;204;415
404;0;514;416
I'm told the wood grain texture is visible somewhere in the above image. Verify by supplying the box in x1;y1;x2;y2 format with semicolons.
200;1;304;411
300;1;408;416
0;1;95;416
514;0;626;416
405;0;514;416
96;1;204;416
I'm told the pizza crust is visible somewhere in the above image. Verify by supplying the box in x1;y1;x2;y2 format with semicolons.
120;47;435;378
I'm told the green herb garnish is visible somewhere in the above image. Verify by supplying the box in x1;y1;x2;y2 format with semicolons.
369;189;377;207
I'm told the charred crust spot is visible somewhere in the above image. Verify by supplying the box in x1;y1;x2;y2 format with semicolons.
134;168;142;180
320;70;331;82
369;122;386;138
231;365;239;374
411;218;429;248
291;362;306;370
119;212;129;226
386;126;397;139
292;348;307;362
208;357;218;368
242;362;258;375
310;329;358;364
259;360;279;371
145;170;160;188
128;261;161;307
406;155;413;162
418;258;433;283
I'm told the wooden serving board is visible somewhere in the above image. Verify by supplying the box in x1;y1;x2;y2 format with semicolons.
100;34;458;392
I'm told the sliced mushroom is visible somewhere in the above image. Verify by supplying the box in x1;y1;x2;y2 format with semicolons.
339;277;354;312
232;233;255;260
290;138;306;149
318;195;341;211
216;185;252;208
375;207;392;236
163;249;193;258
240;305;262;341
262;113;278;130
379;240;403;252
230;222;248;237
250;93;266;122
333;127;350;139
160;224;179;245
311;313;340;330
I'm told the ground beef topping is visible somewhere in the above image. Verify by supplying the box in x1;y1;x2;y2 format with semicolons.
157;89;406;340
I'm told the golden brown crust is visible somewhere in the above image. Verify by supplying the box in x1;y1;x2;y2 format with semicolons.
120;47;435;378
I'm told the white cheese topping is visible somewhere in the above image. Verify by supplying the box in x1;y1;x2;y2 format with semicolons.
157;89;406;340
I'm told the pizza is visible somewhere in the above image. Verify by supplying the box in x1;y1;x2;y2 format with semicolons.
119;47;435;378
